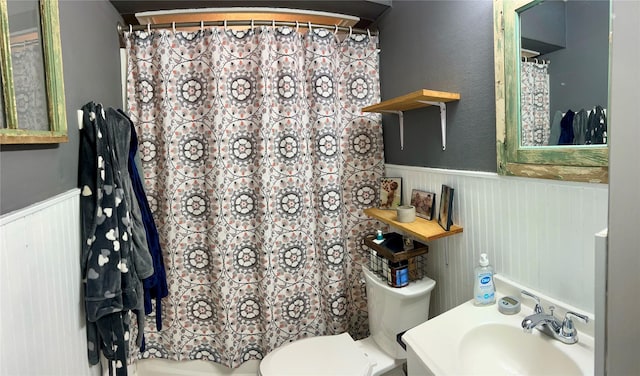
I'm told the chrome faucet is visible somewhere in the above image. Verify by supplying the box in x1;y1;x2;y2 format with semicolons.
520;290;589;345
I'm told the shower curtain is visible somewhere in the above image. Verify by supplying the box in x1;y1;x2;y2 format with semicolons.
125;26;383;368
520;60;550;146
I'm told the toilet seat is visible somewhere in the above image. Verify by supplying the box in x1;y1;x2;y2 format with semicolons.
259;333;373;376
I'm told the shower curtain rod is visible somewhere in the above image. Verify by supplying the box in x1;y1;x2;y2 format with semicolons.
117;20;377;36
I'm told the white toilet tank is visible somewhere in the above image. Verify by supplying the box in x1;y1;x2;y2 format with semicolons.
362;266;436;359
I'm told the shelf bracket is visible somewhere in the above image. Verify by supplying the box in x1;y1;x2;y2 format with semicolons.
417;100;448;150
379;110;405;150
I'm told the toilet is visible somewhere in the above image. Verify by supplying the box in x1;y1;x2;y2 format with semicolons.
259;266;436;376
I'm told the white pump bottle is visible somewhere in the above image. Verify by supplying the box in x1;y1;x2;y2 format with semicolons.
473;253;495;305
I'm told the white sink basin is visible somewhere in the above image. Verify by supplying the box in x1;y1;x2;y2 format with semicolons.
459;324;582;375
402;276;594;376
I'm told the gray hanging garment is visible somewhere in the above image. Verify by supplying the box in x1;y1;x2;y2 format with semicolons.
79;102;140;376
572;109;588;145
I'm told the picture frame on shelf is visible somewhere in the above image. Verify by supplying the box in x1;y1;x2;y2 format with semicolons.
410;189;436;220
438;185;454;231
402;235;414;251
379;177;402;209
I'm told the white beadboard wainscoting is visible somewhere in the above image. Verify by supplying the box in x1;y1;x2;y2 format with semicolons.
384;164;608;317
0;189;98;376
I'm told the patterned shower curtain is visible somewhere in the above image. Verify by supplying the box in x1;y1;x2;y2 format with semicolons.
10;39;48;130
125;26;383;368
520;60;550;146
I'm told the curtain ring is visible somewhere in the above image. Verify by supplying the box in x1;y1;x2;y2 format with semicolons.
308;21;312;32
224;20;228;31
172;22;176;33
147;23;151;34
367;29;371;38
200;21;204;31
251;19;254;29
349;26;353;38
129;24;132;34
296;21;299;32
272;20;276;28
334;24;338;35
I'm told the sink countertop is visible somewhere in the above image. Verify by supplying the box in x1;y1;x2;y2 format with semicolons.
402;274;595;375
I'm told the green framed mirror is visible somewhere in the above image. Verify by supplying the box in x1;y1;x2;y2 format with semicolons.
0;0;67;144
494;0;610;183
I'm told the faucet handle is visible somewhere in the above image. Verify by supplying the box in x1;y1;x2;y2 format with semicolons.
561;311;590;338
521;290;543;313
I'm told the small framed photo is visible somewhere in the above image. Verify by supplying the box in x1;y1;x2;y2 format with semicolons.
379;177;402;209
402;235;414;251
410;189;436;220
438;185;455;231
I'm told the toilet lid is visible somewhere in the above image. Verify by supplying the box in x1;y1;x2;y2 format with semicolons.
259;333;373;376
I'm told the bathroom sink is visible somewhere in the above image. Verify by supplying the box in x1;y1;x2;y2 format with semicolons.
402;275;594;375
459;324;581;375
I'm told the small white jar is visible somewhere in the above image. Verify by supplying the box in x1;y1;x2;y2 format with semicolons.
396;205;416;223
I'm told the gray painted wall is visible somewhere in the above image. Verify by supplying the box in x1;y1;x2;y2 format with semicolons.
376;0;497;172
606;0;640;373
521;0;566;53
543;0;610;117
0;0;123;214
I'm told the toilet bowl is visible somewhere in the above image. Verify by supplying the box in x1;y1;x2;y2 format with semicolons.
259;266;436;376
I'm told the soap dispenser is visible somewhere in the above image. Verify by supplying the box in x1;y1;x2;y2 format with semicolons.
473;253;495;306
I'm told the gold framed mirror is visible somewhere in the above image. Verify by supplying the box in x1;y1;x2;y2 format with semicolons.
494;0;610;183
0;0;67;144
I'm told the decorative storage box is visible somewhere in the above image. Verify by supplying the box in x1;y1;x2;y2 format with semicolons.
363;232;428;286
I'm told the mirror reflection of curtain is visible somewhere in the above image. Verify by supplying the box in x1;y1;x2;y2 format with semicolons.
10;34;49;131
520;60;550;146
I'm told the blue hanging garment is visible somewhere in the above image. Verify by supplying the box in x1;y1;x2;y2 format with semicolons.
558;110;575;145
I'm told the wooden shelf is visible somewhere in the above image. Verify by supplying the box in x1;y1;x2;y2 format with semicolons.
361;89;460;113
364;207;463;244
361;89;460;151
